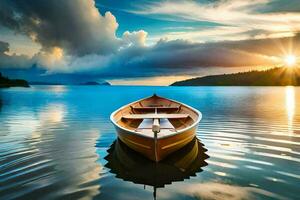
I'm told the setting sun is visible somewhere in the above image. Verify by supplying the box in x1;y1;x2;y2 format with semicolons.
285;55;297;67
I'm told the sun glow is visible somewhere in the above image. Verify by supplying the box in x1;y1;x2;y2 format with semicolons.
284;55;296;67
52;47;64;60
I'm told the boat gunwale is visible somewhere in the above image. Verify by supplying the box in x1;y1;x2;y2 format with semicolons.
110;95;202;139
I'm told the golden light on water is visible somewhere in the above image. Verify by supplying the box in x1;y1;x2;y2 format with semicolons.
49;85;68;93
286;86;295;120
40;104;65;123
285;86;295;134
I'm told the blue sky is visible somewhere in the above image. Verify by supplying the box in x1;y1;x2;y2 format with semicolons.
0;0;300;85
95;0;221;40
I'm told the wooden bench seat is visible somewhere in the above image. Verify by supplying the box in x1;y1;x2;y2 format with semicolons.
132;106;180;110
123;113;189;119
135;118;177;137
137;119;175;129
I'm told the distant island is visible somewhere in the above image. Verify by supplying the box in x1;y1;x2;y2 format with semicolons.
30;81;62;85
0;73;29;88
171;67;300;86
79;81;111;86
30;81;111;86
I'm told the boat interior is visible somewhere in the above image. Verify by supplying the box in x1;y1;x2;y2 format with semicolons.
112;95;199;138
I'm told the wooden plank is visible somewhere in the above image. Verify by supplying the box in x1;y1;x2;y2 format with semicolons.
132;106;179;110
123;113;189;119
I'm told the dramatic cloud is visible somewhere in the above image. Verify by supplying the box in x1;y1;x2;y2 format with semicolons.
0;0;300;83
1;33;299;77
40;34;296;77
0;0;119;56
0;0;152;75
101;33;300;77
0;41;32;68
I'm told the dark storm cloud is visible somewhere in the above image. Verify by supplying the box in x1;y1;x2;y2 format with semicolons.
0;41;9;53
218;33;300;57
93;33;300;78
112;36;290;72
145;40;273;68
0;41;31;68
256;0;300;13
0;0;120;56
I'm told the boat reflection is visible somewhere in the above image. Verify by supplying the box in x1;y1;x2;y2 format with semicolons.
105;137;209;199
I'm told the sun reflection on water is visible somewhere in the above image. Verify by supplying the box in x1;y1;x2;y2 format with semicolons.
49;85;68;93
39;104;65;124
285;86;295;134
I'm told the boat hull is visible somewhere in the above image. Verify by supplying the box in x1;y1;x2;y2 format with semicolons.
113;123;198;162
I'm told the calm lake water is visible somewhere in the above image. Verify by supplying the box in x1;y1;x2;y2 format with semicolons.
0;86;299;200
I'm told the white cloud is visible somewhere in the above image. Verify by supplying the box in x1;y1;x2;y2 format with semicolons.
122;30;148;47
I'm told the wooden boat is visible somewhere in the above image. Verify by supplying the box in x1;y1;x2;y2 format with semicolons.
110;94;202;162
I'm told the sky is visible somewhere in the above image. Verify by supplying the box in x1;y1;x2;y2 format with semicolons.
0;0;300;85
